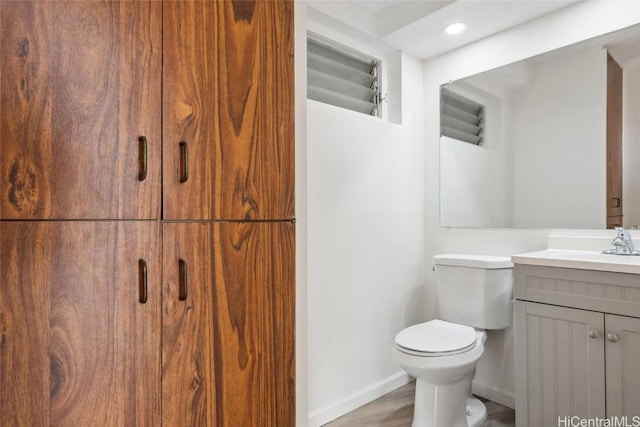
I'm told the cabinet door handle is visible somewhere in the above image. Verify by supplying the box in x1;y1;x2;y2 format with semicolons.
179;141;189;183
138;136;148;181
607;333;619;343
178;259;188;301
588;329;599;339
138;259;148;304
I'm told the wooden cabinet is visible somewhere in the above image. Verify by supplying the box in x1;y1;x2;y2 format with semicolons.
162;222;295;426
0;1;162;220
0;0;294;222
0;221;161;426
0;0;294;425
162;1;295;221
515;265;640;425
0;220;296;426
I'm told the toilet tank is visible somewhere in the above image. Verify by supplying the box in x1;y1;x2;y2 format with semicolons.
434;254;513;330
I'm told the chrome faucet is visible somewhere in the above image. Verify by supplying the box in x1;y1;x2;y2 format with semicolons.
602;227;640;256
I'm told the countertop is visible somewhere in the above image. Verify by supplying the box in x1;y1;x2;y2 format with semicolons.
512;249;640;275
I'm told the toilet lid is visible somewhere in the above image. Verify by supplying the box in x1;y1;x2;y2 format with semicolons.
395;319;477;354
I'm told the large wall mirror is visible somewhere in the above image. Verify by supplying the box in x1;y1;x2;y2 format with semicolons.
440;24;640;229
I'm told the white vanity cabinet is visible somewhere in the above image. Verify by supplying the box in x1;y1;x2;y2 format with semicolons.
514;263;640;426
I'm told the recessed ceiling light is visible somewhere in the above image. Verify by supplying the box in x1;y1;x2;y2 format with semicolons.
444;22;467;35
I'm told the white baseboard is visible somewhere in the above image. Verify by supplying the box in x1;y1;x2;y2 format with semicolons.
472;381;515;409
307;372;412;427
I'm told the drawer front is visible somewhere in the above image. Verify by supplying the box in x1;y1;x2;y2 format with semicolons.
514;264;640;317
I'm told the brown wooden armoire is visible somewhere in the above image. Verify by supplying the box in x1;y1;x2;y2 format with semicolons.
0;1;295;425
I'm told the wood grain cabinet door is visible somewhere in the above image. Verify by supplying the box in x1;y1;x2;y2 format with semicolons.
0;221;161;426
162;0;294;221
0;1;162;220
162;222;295;426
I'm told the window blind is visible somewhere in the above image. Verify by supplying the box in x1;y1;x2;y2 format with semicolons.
440;87;485;145
307;38;380;117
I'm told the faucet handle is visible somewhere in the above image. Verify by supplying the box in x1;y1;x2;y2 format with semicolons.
615;226;632;241
612;227;625;245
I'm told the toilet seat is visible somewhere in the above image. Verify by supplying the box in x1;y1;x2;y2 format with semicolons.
395;319;477;357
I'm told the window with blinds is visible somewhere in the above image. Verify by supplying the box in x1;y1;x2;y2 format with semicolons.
440;87;485;145
307;37;381;117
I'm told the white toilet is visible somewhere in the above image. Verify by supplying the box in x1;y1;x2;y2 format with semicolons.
392;254;513;427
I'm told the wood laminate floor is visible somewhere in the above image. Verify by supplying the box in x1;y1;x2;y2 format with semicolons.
324;381;515;427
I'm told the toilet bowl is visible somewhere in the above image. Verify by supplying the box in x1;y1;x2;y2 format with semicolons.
392;254;513;427
393;320;487;427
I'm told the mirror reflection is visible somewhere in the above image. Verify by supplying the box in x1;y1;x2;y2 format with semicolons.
440;24;640;229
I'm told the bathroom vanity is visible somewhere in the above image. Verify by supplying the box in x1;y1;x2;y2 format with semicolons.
513;249;640;426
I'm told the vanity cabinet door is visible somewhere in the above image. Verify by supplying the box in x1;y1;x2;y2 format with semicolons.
514;301;606;426
604;314;640;417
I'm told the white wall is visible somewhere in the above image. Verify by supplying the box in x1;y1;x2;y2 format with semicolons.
510;48;607;229
306;7;425;425
424;1;640;408
440;136;513;227
623;59;640;228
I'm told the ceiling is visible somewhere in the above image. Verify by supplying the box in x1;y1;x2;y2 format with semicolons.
307;0;581;59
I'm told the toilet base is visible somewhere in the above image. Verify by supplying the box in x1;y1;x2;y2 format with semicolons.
466;397;487;427
410;371;486;427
